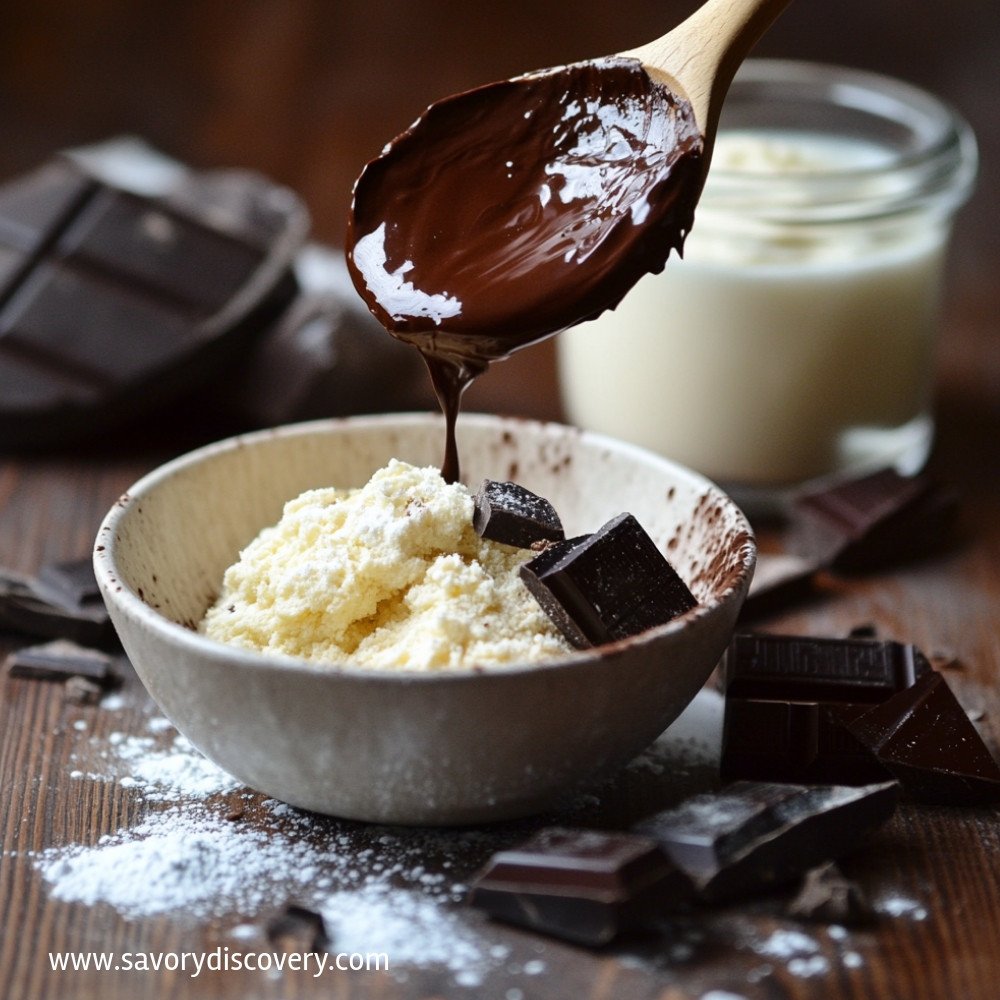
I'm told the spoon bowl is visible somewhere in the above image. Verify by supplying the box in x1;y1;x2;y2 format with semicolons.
347;0;794;362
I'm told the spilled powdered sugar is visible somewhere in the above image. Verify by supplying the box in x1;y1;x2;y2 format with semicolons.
28;700;523;986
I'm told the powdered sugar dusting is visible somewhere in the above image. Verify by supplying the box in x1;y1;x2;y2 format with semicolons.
32;709;528;986
83;729;242;800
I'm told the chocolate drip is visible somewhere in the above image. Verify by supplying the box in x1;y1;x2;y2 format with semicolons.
347;57;704;480
422;353;483;484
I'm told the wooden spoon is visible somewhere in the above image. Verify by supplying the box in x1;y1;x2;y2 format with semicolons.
623;0;794;159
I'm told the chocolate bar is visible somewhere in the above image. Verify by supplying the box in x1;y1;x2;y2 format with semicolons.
633;781;898;901
786;862;875;926
787;467;958;571
0;152;306;449
468;827;688;945
472;480;564;548
723;633;930;703
844;671;1000;805
0;562;113;646
5;638;117;686
720;633;930;783
519;513;696;649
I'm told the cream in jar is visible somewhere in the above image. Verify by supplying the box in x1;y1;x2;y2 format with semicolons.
558;61;976;509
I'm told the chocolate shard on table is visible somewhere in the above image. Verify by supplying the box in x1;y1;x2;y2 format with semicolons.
786;467;958;572
468;827;690;946
786;861;875;927
720;632;931;784
473;480;565;548
0;563;113;646
519;513;696;649
844;670;1000;805
0;143;307;450
633;780;898;902
5;638;117;686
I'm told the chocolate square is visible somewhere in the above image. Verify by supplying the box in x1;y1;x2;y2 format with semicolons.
472;479;564;548
469;827;688;945
519;513;696;648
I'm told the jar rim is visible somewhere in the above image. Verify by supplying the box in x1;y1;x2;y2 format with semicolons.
701;59;977;224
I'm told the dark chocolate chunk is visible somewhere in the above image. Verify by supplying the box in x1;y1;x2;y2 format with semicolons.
5;638;117;685
0;564;113;646
720;633;930;784
0;146;307;450
787;862;875;926
468;827;689;946
722;698;888;785
737;553;819;623
787;467;958;571
473;480;565;548
266;904;329;954
519;513;696;649
844;671;1000;805
723;633;930;704
633;781;898;901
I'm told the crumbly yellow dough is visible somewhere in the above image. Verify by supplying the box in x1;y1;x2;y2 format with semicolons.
199;460;571;670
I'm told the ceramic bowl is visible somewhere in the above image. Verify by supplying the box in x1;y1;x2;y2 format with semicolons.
96;413;755;824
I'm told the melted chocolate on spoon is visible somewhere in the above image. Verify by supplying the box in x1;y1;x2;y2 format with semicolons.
347;56;704;482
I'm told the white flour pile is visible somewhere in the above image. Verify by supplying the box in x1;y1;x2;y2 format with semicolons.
199;460;570;670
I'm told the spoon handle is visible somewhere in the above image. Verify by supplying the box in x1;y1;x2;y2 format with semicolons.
622;0;794;136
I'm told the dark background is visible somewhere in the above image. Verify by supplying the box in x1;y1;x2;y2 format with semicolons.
1;0;996;418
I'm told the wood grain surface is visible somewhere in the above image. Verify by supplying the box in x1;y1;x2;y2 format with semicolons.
1;2;998;998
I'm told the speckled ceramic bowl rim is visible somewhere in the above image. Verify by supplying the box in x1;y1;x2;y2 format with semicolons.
96;413;756;682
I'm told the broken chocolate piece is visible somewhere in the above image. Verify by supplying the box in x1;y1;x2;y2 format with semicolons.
0;149;307;450
787;467;958;571
787;861;875;926
722;699;887;784
520;513;696;649
5;638;117;685
266;904;329;953
468;827;688;945
720;633;930;783
844;671;1000;805
473;480;565;548
633;781;898;901
0;563;113;646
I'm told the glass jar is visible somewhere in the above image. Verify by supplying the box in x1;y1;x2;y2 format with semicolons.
558;60;977;514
